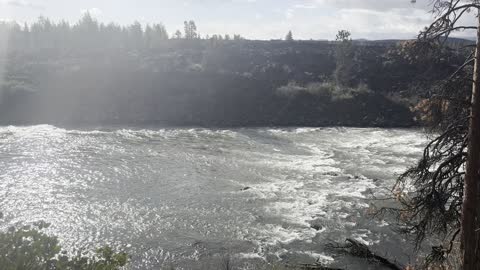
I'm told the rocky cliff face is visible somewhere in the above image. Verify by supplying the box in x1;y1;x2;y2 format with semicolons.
0;40;418;127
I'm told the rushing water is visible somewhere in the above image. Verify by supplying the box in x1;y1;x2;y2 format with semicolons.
0;125;428;269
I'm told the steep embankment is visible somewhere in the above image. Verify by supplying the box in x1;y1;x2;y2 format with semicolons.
0;40;415;127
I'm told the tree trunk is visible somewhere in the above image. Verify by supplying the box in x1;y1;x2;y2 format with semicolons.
462;11;480;270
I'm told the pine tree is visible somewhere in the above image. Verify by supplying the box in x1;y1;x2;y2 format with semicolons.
285;30;293;41
174;29;182;39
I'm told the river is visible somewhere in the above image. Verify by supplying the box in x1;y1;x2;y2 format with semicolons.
0;125;428;269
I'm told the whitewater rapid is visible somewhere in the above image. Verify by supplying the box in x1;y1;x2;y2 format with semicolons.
0;125;428;269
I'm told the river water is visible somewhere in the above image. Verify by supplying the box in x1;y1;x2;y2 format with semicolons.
0;125;428;269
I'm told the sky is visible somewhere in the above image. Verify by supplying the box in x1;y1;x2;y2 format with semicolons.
0;0;477;40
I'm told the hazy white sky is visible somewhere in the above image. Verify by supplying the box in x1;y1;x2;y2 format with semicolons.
0;0;477;40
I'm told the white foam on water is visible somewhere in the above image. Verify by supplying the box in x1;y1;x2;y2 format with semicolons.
0;124;68;138
352;232;375;246
240;128;428;263
254;173;376;229
293;128;322;134
245;143;340;175
236;252;266;260
266;127;323;135
254;224;317;245
67;130;109;135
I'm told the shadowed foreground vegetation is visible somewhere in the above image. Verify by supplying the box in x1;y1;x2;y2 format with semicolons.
0;218;128;270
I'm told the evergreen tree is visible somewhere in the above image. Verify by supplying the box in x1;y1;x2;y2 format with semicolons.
153;23;168;41
128;21;143;49
285;30;293;41
334;30;354;87
183;20;197;39
174;29;182;39
144;24;153;48
393;1;480;268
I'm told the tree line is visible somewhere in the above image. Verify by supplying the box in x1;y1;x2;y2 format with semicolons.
0;14;248;52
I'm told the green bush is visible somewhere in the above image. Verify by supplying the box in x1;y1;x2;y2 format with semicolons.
0;219;128;270
276;81;372;101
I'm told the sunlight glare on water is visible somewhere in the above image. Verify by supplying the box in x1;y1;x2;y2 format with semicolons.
0;125;428;269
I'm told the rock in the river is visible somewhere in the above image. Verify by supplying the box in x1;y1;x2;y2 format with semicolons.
309;219;324;231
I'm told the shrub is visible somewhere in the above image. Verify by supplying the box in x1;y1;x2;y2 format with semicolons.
276;81;372;101
0;219;128;270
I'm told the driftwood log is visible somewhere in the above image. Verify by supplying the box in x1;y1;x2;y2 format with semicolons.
322;238;403;270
